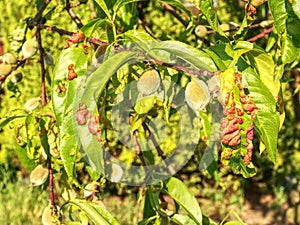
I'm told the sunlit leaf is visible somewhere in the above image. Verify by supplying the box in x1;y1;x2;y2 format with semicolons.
113;0;144;14
164;177;202;224
247;49;280;98
242;67;279;163
81;18;110;37
268;0;287;34
66;199;120;225
52;46;89;182
171;214;198;225
148;40;218;72
74;51;139;177
94;0;112;20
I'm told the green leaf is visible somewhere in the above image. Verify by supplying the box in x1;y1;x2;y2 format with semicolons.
148;40;217;72
81;18;110;37
52;46;88;182
268;0;287;34
171;214;198;225
67;199;120;225
40;119;50;156
143;188;157;219
67;222;82;225
199;0;220;32
223;222;245;225
94;0;112;20
292;0;300;20
164;177;202;224
123;29;156;52
134;96;156;115
15;145;36;171
208;42;234;70
247;49;280;98
0;115;26;129
242;67;279;163
113;0;144;14
74;51;139;176
269;0;300;64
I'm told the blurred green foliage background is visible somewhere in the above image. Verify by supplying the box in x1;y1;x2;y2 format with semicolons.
0;0;300;224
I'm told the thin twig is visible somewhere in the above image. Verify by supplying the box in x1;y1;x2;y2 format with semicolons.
0;59;26;82
138;19;157;39
27;21;74;36
47;157;57;214
247;27;273;42
36;28;47;107
65;0;84;28
161;2;188;27
37;27;56;214
26;22;217;77
143;123;176;175
32;0;52;23
151;59;216;76
89;0;97;19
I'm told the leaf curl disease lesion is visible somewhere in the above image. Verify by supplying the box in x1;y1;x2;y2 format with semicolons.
67;64;77;80
64;31;85;49
220;72;258;166
75;103;102;142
